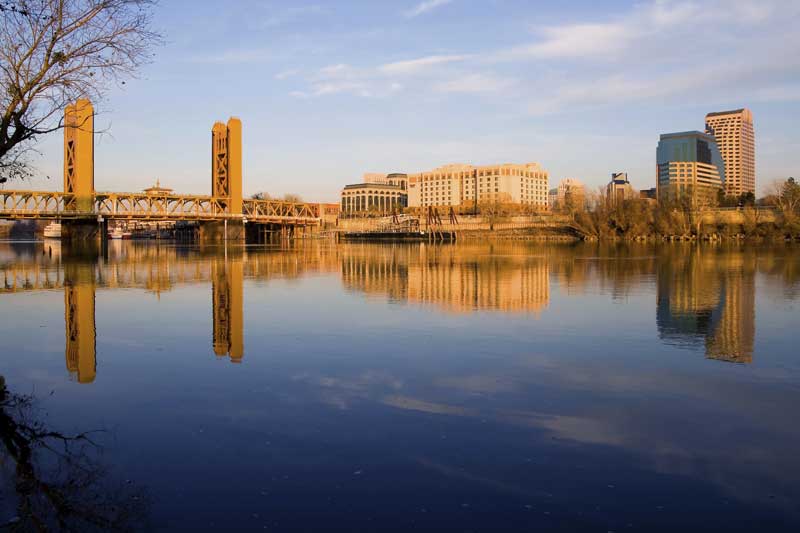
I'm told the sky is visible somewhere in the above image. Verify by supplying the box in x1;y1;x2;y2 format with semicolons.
17;0;800;200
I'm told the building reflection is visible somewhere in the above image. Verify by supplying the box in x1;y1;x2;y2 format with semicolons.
657;247;756;363
340;243;550;314
1;241;777;380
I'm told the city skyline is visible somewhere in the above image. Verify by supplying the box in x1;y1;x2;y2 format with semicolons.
9;0;800;201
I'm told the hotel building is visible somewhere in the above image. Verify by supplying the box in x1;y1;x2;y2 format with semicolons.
340;173;408;215
407;163;548;209
656;131;724;206
705;108;755;197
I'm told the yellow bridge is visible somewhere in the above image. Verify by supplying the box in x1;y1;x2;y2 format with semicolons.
0;99;324;238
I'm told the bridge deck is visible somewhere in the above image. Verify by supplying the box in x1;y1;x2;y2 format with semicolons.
0;190;321;225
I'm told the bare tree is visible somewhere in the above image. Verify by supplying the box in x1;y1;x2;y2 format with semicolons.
0;0;162;180
282;193;303;203
767;178;800;214
250;191;271;200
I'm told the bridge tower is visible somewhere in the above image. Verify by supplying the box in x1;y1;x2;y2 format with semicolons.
203;118;244;241
63;99;94;212
211;256;244;362
211;118;243;214
62;99;105;242
64;263;97;383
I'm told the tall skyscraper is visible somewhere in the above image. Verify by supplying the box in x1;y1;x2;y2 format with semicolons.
705;108;755;197
656;131;724;206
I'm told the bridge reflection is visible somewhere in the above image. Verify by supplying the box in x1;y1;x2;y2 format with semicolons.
64;262;97;383
0;242;782;383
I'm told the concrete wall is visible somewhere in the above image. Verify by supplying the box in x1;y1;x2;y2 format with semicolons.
337;214;573;233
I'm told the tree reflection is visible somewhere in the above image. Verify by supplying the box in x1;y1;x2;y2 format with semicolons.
0;376;148;531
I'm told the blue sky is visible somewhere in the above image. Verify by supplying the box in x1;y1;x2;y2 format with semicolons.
22;0;800;200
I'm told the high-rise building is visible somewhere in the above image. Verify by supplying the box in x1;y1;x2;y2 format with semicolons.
656;131;724;206
705;108;755;197
606;173;636;206
407;163;548;209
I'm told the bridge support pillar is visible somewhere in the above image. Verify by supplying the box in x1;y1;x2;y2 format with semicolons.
198;219;245;243
62;217;107;245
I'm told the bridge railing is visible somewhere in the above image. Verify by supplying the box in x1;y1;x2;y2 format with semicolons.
0;190;70;218
243;199;320;223
1;190;322;224
94;192;228;220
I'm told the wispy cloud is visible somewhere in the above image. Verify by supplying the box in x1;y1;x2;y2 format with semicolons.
404;0;453;18
282;0;800;115
274;69;299;80
262;5;327;28
498;0;797;62
187;48;271;64
379;54;469;75
434;74;514;94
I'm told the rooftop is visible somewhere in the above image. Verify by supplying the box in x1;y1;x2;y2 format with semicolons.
705;108;747;118
659;130;716;141
343;183;405;191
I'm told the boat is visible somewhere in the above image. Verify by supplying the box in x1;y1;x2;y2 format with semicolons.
109;226;132;240
43;222;62;239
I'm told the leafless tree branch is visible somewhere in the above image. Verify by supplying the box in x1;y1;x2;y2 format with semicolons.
0;0;162;180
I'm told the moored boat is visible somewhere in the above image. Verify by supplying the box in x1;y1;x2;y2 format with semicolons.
43;222;62;239
109;226;133;240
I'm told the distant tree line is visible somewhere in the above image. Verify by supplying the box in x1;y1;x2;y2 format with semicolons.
571;177;800;241
250;192;304;202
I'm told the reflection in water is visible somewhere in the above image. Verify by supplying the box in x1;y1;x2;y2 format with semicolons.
64;261;97;383
0;241;792;383
657;248;756;363
1;241;799;531
0;376;149;529
341;244;549;314
212;256;244;362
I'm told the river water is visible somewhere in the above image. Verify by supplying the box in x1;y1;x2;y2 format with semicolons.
1;240;798;531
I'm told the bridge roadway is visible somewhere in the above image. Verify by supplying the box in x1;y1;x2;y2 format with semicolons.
0;190;321;225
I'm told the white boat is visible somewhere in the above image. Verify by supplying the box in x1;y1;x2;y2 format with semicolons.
43;222;62;239
109;226;132;240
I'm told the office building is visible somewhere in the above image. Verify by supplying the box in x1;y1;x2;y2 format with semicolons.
606;173;636;206
656;131;724;206
705;108;755;197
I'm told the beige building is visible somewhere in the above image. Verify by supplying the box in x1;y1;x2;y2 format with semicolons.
340;182;407;215
705;108;755;197
364;172;409;191
407;163;548;209
551;177;585;211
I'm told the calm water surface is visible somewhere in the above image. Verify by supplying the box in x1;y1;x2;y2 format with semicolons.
1;240;799;531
